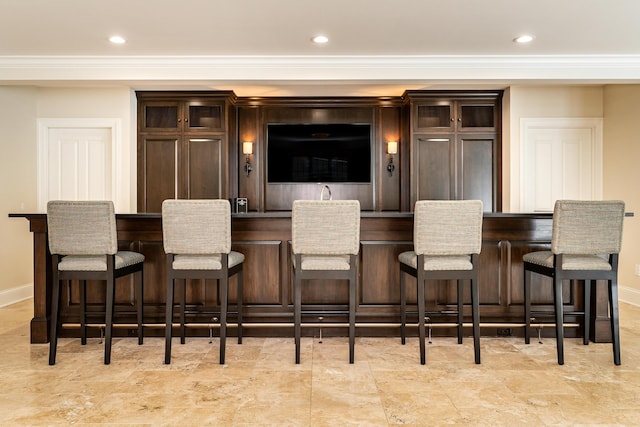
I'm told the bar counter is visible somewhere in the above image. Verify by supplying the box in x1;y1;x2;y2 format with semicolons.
10;211;614;344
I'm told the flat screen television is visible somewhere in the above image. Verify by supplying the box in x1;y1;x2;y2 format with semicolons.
267;123;371;183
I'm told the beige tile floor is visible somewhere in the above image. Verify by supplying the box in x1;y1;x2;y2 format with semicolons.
1;300;640;426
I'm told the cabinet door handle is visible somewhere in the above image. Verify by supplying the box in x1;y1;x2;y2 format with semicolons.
184;118;188;122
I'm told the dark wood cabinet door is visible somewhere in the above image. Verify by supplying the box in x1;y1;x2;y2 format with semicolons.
140;100;225;133
137;93;234;213
412;99;497;133
406;91;501;212
140;101;182;132
184;137;224;200
415;135;455;201
138;136;177;213
457;101;497;131
185;102;225;132
414;102;454;132
459;134;498;211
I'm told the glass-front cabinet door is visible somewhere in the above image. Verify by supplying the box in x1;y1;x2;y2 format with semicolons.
141;101;181;132
457;101;497;131
186;102;224;132
141;100;225;132
413;100;497;132
414;102;454;131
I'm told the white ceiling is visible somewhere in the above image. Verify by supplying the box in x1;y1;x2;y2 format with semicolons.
2;0;640;96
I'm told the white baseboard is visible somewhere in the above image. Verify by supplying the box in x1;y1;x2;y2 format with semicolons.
619;285;640;307
0;283;33;308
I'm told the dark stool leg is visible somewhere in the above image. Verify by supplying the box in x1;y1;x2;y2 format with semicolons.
104;277;115;365
457;279;463;344
180;280;186;345
417;266;426;365
471;276;481;364
137;268;144;345
164;276;174;364
348;262;356;364
294;264;302;364
219;277;228;365
48;262;61;366
237;267;243;345
524;268;531;345
400;268;407;345
583;280;591;346
553;277;564;365
80;280;87;345
609;279;621;365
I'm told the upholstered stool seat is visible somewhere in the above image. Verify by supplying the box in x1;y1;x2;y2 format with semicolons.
523;199;625;365
398;200;483;365
293;254;352;270
57;252;145;271
398;252;474;271
523;251;612;271
47;200;145;366
292;199;360;364
162;199;244;365
171;253;245;270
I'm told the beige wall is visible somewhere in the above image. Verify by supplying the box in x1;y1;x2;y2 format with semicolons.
604;85;640;293
505;84;639;296
0;87;38;299
505;85;604;213
37;87;137;211
0;87;135;303
2;84;639;303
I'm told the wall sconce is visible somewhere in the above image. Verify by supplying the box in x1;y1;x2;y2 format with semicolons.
386;141;398;177
243;141;253;176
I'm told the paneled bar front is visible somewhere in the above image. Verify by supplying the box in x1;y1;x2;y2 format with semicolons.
11;211;615;344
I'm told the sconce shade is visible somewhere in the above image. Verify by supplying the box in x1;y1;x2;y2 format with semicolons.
387;141;398;155
243;142;253;155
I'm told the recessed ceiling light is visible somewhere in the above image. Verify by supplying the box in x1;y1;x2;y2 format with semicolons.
109;35;126;44
513;34;534;44
312;35;329;44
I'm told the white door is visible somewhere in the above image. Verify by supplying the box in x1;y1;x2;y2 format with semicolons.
520;118;603;212
38;119;121;211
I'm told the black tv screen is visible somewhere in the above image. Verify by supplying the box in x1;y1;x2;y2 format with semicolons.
267;123;371;183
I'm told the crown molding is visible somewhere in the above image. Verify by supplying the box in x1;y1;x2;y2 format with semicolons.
2;55;640;83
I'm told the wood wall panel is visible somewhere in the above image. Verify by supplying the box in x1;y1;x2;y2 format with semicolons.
138;241;166;304
360;241;412;305
476;241;502;306
265;183;374;211
236;99;404;212
232;241;282;305
379;107;402;211
237;107;261;211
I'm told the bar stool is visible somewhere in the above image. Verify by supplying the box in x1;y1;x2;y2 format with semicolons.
398;200;483;365
162;199;244;365
291;199;360;364
523;200;625;365
47;200;145;365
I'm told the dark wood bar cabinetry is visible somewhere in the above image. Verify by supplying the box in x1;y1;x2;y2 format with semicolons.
403;91;502;212
137;91;237;212
12;89;614;346
13;212;613;345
